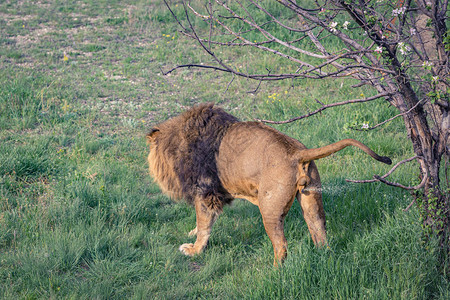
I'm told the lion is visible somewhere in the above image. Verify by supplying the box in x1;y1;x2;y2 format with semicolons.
146;103;391;265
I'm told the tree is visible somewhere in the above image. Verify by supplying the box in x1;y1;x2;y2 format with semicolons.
163;0;449;255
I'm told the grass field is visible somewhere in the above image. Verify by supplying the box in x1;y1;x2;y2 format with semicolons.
0;0;449;299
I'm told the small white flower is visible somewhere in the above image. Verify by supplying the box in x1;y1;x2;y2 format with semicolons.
361;123;369;129
410;28;416;35
404;45;411;54
392;7;407;16
342;21;350;30
432;76;439;82
398;42;411;55
375;46;383;53
329;21;338;33
422;61;433;68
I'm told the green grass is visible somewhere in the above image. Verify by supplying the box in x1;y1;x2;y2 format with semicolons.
0;0;448;299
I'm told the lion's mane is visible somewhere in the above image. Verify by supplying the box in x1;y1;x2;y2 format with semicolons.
147;103;238;211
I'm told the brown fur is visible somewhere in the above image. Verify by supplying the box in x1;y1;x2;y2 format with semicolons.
147;103;237;210
147;103;391;265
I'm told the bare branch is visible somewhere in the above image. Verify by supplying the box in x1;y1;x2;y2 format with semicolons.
373;173;428;190
346;155;428;190
256;92;392;124
189;7;320;71
214;1;330;60
167;0;397;88
247;69;268;94
179;30;286;47
187;2;210;19
163;0;188;31
248;0;317;33
161;59;394;82
346;155;420;184
403;199;416;212
224;73;235;94
162;63;230;75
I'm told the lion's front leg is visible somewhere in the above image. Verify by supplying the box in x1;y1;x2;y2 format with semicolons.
179;198;218;256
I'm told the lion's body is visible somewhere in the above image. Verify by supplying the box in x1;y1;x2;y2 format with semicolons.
147;103;391;265
217;122;306;203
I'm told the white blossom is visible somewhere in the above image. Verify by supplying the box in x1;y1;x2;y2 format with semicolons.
329;22;338;33
342;21;350;30
375;46;383;53
422;61;433;68
410;28;416;35
361;123;369;129
398;42;411;55
392;7;407;16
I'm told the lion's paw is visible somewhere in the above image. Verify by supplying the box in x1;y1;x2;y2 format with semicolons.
179;243;199;256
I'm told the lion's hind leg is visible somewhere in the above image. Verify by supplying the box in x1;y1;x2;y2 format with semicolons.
179;197;219;256
297;161;327;247
257;177;298;266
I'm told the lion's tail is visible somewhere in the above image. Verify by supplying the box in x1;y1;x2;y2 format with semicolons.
297;139;392;164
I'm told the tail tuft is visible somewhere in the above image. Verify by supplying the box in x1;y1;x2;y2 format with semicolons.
379;156;392;165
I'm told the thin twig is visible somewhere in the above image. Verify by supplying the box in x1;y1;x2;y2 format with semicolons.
346;155;419;183
248;0;316;33
216;0;331;60
350;99;427;131
162;64;230;76
187;2;210;19
257;92;391;124
315;98;325;106
247;78;263;94
163;0;188;30
373;173;428;190
224;73;235;94
248;69;270;94
347;155;428;190
163;2;393;84
403;199;416;212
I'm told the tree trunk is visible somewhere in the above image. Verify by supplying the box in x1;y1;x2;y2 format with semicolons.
401;97;449;254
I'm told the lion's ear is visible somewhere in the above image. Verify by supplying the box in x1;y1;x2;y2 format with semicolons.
146;128;160;143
